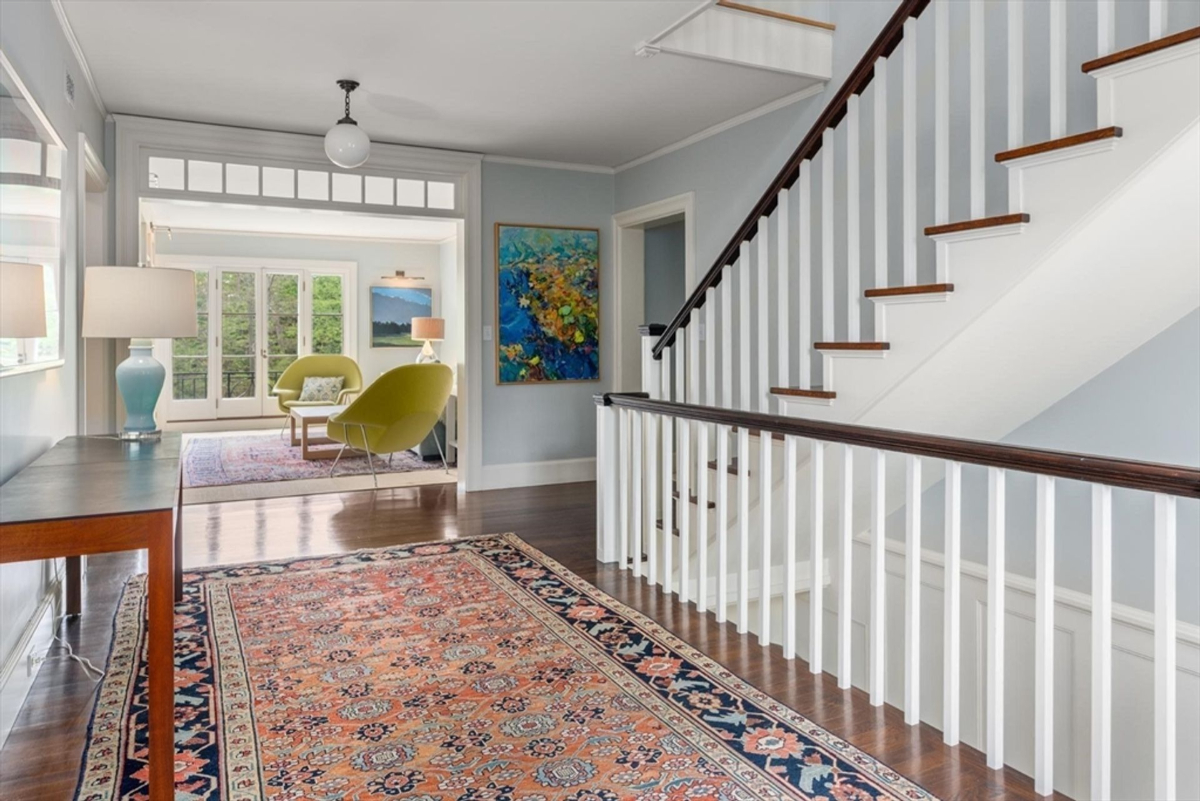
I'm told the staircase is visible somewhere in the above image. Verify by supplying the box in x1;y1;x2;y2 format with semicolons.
597;2;1200;800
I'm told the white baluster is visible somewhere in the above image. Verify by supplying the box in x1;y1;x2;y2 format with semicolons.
810;440;825;675
970;0;985;218
934;0;950;225
837;443;853;689
1097;0;1116;58
738;428;751;633
596;400;619;563
904;453;921;725
705;287;716;407
1008;0;1024;150
1155;493;1177;801
679;412;690;605
632;411;643;579
647;411;659;586
1035;474;1056;795
716;426;730;623
822;129;835;341
619;407;630;569
642;329;660;400
1150;0;1168;39
1050;0;1067;139
869;448;886;706
697;423;710;614
784;435;799;659
675;329;686;406
1091;484;1113;800
847;96;861;342
903;18;917;286
662;345;673;402
874;57;889;292
987;467;1006;766
757;222;770;412
776;188;790;402
739;242;751;412
944;461;962;745
758;428;773;642
799;160;814;388
662;400;674;597
688;310;700;405
721;269;733;409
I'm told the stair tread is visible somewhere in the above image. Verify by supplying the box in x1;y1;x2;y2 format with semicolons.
653;520;681;536
770;386;837;399
995;127;1123;163
924;214;1030;237
814;341;890;350
865;283;954;299
707;458;747;476
732;427;786;442
1082;26;1200;73
671;488;717;509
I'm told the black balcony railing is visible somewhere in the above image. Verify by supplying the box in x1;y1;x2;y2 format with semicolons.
173;371;259;400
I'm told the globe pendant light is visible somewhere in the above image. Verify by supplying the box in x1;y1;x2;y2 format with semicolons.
324;79;370;168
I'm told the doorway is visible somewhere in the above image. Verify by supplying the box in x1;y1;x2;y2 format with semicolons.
612;193;695;392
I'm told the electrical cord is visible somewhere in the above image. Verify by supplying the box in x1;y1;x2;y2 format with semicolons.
46;614;105;681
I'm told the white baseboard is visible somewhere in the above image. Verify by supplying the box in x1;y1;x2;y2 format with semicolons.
0;578;62;749
474;457;595;491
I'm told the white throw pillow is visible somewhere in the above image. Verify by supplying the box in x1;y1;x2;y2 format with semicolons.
298;376;345;403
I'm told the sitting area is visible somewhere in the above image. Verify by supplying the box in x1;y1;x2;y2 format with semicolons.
271;354;363;435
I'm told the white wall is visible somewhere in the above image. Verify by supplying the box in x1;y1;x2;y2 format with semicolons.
0;0;108;672
155;230;449;384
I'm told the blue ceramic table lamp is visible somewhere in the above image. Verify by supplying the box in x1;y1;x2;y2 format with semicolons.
82;266;197;440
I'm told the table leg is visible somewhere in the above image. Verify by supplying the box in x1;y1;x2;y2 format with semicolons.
289;415;299;447
147;516;176;800
65;556;82;616
302;418;311;459
174;476;184;603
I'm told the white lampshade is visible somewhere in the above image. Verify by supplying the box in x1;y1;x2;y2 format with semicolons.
0;261;47;338
411;317;445;342
82;266;198;339
324;121;370;169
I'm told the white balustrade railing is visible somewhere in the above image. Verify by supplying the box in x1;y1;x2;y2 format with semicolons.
598;389;1198;800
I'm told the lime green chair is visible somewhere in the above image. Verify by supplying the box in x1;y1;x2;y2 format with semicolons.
327;363;453;485
272;354;363;433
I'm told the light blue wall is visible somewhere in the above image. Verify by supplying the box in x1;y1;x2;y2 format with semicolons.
0;1;108;665
155;231;446;383
643;221;685;326
884;310;1200;624
480;162;615;466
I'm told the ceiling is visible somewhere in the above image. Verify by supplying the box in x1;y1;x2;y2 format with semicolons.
141;198;459;242
61;0;820;167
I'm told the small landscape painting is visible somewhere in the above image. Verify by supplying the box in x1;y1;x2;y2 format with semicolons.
370;286;433;348
496;223;599;384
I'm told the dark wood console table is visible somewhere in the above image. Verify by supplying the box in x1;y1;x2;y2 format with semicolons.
0;434;183;799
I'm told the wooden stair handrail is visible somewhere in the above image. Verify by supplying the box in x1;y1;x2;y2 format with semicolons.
595;393;1200;498
715;0;837;32
651;0;932;360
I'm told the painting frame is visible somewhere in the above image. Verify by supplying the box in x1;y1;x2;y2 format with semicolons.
494;222;601;386
370;284;434;349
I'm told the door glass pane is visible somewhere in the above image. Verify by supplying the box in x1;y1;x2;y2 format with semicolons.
220;271;256;398
265;273;299;388
311;274;344;354
172;270;209;400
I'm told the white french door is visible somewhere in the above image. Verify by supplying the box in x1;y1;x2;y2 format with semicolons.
158;259;354;422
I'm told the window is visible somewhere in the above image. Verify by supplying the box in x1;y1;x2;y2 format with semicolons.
0;57;65;376
297;170;329;201
332;173;362;203
395;178;425;208
188;160;223;193
172;270;209;400
262;166;295;198
311;274;344;354
147;156;185;190
225;163;259;196
427;181;455;210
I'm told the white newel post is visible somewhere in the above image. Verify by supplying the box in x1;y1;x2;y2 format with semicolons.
641;326;663;400
596;395;620;563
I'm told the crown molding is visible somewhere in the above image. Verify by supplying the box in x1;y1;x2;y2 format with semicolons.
51;0;107;117
614;82;824;173
482;154;614;175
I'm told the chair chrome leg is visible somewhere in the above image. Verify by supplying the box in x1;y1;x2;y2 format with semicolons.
329;444;347;477
279;416;289;439
431;428;449;473
360;424;378;488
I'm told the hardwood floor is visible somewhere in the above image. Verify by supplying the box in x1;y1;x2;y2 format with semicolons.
0;482;1065;800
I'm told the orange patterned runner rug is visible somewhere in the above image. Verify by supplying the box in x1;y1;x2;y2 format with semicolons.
76;533;936;800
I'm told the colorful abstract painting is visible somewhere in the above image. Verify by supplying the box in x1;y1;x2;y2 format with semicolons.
496;224;599;384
